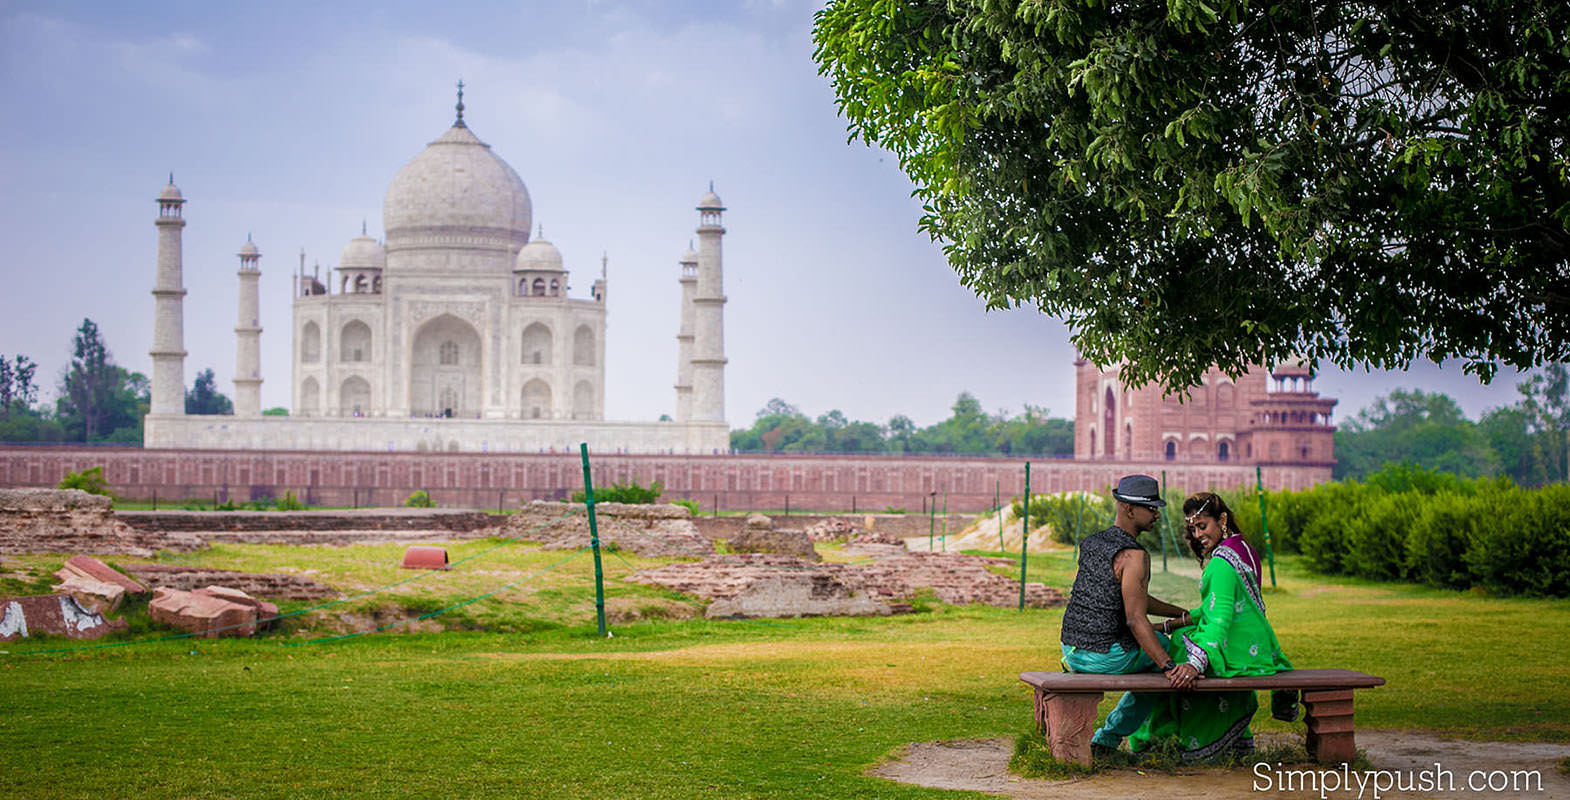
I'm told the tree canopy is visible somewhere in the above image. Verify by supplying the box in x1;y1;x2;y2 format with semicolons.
54;319;148;443
185;368;234;415
813;0;1570;393
730;393;1074;456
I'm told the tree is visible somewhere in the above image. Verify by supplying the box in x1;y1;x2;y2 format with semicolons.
1518;363;1570;483
813;1;1570;394
262;407;289;416
56;319;148;442
1333;389;1498;479
185;368;234;415
0;354;38;418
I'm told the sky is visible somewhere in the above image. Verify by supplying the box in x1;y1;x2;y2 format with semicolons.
0;0;1537;431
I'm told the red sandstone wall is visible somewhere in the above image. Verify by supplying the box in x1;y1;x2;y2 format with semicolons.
0;446;1333;512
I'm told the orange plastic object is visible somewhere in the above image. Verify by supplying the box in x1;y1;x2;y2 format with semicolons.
400;546;450;570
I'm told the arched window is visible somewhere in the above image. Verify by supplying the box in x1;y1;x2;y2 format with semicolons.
439;387;458;418
532;278;546;296
573;325;596;367
371;276;381;293
354;275;368;293
439;341;459;365
1103;387;1116;457
1218;441;1231;462
522;323;552;366
1165;441;1176;461
340;320;372;363
300;322;321;363
549;279;560;297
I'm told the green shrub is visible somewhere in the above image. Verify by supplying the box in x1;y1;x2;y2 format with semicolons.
57;466;112;497
405;489;435;508
1467;484;1570;597
570;478;663;505
670;497;700;515
1011;492;1112;545
1342;491;1418;582
275;490;306;511
1404;491;1479;590
1296;482;1364;575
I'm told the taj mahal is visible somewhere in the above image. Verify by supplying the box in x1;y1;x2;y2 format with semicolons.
143;88;731;454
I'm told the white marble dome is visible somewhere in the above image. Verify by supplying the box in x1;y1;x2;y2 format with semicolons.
339;233;386;269
382;124;532;241
516;236;564;272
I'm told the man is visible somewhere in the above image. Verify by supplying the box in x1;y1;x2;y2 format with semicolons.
1059;474;1194;755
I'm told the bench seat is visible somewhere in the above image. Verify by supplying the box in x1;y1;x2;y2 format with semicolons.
1019;668;1385;766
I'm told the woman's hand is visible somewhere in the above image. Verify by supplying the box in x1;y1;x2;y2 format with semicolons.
1167;662;1200;689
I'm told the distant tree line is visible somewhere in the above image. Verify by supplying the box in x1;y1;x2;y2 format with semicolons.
730;393;1075;456
1;317;234;444
1334;365;1570;487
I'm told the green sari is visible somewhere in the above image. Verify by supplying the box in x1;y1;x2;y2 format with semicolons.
1129;537;1292;761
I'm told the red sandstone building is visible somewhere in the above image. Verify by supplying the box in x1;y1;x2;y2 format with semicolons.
1075;358;1337;472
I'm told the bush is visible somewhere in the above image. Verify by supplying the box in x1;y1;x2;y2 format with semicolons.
57;466;112;497
405;489;435;508
1341;491;1418;582
1011;492;1113;545
570;478;663;505
670;497;700;515
275;490;306;511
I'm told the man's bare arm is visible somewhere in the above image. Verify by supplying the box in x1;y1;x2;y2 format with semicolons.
1115;548;1171;667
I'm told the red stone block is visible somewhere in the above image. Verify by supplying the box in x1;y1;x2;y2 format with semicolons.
401;546;450;570
193;586;280;623
60;555;147;595
147;587;257;638
0;593;126;640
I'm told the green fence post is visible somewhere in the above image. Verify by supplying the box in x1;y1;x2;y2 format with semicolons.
916;489;929;552
995;482;1004;553
1256;466;1276;588
940;490;948;552
1018;462;1030;611
578;443;607;637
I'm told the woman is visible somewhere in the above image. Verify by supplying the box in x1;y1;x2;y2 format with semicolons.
1128;491;1295;761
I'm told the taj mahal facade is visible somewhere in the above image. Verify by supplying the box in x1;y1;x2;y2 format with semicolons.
142;91;730;454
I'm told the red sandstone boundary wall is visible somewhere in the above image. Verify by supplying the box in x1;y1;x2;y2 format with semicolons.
0;446;1332;512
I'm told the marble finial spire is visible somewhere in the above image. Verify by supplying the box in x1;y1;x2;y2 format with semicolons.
454;79;466;128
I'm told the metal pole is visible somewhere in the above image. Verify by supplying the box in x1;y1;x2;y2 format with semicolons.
1018;462;1030;610
995;482;1004;553
579;443;608;636
1159;470;1169;572
1256;465;1276;588
940;490;947;552
916;489;929;552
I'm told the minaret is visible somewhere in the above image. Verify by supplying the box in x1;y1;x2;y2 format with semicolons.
690;184;727;422
673;243;698;421
234;235;263;416
149;176;187;416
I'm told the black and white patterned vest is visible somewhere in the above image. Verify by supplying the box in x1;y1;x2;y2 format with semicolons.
1059;526;1144;652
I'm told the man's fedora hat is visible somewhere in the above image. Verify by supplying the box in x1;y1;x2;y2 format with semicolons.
1112;475;1166;508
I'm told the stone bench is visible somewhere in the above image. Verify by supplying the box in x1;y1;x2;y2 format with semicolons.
1019;668;1385;766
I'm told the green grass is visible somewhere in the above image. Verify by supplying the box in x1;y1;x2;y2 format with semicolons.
2;545;1567;798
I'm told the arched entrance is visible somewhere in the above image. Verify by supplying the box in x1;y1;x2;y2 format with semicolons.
1103;387;1116;458
410;314;482;417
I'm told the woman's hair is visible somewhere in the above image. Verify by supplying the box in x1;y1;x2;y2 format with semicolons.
1181;492;1245;561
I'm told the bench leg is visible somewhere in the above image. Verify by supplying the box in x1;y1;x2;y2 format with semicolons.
1035;689;1103;767
1302;688;1356;764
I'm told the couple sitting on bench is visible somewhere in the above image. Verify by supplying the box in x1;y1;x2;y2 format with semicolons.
1059;475;1297;762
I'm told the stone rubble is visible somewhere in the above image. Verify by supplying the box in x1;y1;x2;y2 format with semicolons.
0;489;204;557
804;518;860;542
630;551;1064;619
506;500;712;557
122;563;338;600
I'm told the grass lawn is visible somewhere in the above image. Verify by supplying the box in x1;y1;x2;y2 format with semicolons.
2;542;1567;799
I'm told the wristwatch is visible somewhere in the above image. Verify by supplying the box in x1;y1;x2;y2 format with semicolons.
1159;661;1178;673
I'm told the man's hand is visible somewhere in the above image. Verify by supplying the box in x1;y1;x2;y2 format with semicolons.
1166;662;1201;689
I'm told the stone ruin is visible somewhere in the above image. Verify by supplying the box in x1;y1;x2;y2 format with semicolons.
0;488;203;557
505;500;712;557
630;551;1065;619
725;514;818;561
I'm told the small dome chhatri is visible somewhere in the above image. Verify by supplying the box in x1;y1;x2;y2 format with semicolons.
697;180;723;210
516;225;564;272
159;173;184;202
339;225;386;270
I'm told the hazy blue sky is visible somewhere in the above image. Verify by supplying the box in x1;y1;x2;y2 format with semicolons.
0;1;1534;430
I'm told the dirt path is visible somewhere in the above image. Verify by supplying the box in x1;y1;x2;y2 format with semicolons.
870;731;1570;799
